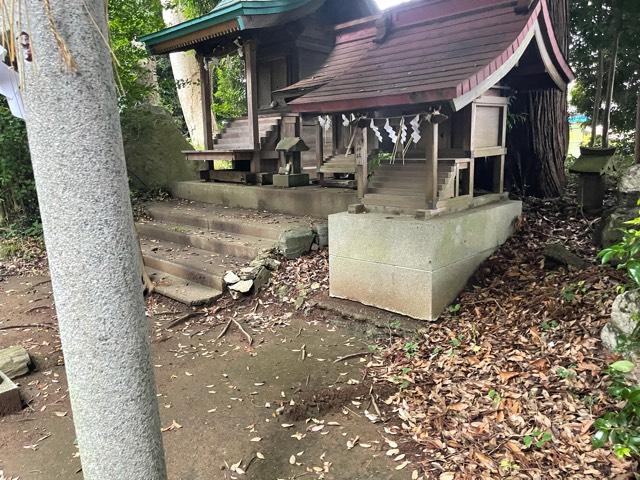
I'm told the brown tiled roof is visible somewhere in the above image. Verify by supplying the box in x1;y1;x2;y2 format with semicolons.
287;0;573;113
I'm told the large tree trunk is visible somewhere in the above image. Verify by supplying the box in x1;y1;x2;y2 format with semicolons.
506;0;569;198
21;1;167;478
635;89;640;164
602;30;621;149
161;2;206;147
589;50;605;147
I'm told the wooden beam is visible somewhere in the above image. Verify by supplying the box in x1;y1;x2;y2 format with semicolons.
425;121;439;207
493;155;504;194
197;53;214;151
316;120;325;187
244;40;260;151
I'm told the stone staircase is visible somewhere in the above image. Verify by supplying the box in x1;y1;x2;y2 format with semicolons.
213;115;281;152
318;154;356;175
364;159;457;210
137;200;312;305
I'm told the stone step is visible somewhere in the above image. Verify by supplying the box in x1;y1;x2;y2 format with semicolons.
146;267;222;306
141;238;244;291
363;193;427;209
137;222;276;260
145;202;292;241
367;187;424;196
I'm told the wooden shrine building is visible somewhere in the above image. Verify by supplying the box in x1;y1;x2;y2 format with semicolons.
142;0;573;319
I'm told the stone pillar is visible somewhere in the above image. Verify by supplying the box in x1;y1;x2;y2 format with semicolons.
22;1;167;479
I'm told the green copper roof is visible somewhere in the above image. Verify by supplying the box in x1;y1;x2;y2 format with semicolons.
140;0;316;50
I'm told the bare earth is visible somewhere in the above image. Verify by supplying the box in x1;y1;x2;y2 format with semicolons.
0;272;412;480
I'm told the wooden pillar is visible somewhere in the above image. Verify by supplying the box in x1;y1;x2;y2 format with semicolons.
356;127;369;198
492;155;504;193
244;40;260;150
316;120;325;187
197;53;214;179
425;121;439;208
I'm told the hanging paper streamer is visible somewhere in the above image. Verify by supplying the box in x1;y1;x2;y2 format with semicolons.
324;115;332;130
318;115;326;129
410;114;422;144
384;118;398;144
350;113;356;122
370;119;383;142
342;114;350;127
400;117;408;145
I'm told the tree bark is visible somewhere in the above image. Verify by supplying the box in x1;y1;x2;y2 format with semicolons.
635;89;640;164
161;2;206;148
506;0;569;198
21;1;167;478
602;30;621;148
589;50;604;147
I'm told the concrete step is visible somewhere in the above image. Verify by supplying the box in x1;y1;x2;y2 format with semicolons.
137;222;276;260
146;267;222;306
145;202;293;241
141;237;244;291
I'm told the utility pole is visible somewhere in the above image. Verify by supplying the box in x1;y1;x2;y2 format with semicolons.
21;1;167;478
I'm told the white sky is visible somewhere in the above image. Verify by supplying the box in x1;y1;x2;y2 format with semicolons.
375;0;412;9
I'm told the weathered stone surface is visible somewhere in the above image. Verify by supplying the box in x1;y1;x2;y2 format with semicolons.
229;280;253;294
272;173;310;188
610;290;640;337
543;242;588;269
619;164;640;195
601;291;640;382
598;208;637;247
279;228;315;259
329;200;522;320
252;267;271;292
0;370;22;416
0;346;31;379
223;271;240;285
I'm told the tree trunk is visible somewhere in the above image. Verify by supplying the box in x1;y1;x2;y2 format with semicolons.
506;0;569;198
602;31;621;149
161;2;206;148
635;89;640;164
21;1;167;478
589;50;604;147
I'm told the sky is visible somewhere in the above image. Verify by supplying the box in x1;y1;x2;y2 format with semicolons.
375;0;412;9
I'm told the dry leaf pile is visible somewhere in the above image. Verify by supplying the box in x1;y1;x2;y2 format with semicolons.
373;196;637;478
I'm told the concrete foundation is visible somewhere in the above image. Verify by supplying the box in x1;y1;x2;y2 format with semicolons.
273;173;310;188
172;181;358;218
328;200;522;320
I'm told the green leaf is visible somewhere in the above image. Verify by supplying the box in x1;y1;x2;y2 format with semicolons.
610;360;635;373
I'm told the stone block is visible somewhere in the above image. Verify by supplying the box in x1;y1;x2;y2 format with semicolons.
328;200;522;320
0;370;22;416
279;228;315;259
348;204;366;214
273;173;310;188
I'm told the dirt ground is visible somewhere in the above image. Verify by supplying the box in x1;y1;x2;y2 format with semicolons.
0;272;414;480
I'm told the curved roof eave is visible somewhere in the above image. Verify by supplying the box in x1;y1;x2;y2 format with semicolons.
140;0;317;50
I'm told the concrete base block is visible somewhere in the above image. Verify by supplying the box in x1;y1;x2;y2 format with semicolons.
328;200;522;320
273;173;310;188
0;370;22;416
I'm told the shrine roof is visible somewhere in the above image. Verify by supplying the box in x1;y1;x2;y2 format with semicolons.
140;0;319;54
287;0;574;113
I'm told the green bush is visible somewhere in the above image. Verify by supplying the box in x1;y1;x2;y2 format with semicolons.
599;208;640;287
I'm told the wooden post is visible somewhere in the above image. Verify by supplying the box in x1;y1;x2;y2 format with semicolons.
425;121;439;208
244;40;260;151
356;127;369;198
316;120;325;187
197;53;214;177
493;155;505;193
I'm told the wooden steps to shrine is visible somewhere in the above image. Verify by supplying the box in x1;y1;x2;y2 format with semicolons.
363;159;457;210
136;199;310;305
318;154;356;175
212;115;280;151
